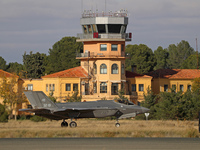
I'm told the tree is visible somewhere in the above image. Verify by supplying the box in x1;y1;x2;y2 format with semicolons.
23;51;47;78
136;87;157;120
0;77;27;120
154;46;169;70
181;54;200;69
46;37;83;74
125;44;155;74
0;56;6;70
67;91;82;102
154;91;182;120
6;62;24;75
192;77;200;94
167;40;195;69
0;103;8;122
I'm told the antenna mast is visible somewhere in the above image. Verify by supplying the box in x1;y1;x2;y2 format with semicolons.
196;38;199;69
105;0;107;12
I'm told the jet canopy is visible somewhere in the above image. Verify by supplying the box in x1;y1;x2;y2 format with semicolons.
114;99;134;105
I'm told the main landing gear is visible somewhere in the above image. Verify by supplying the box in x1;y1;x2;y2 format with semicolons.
61;119;77;128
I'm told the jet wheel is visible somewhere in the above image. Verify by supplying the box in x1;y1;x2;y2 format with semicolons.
115;123;120;127
61;122;68;127
70;121;77;128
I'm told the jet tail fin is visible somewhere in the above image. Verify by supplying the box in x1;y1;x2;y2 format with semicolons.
24;91;58;110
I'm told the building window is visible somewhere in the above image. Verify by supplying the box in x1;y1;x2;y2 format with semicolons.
172;84;176;92
121;64;125;75
111;83;118;95
180;85;184;92
121;82;124;90
94;63;97;74
188;85;191;91
100;64;107;74
100;44;107;51
93;83;97;93
66;84;71;91
27;84;33;91
49;84;51;91
73;84;78;91
100;82;107;93
139;84;144;91
111;44;118;51
164;84;168;92
111;64;118;74
52;84;55;91
121;44;124;52
131;84;136;92
46;84;48;92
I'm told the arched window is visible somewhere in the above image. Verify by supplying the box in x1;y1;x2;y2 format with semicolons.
121;64;125;75
111;64;118;74
100;64;107;74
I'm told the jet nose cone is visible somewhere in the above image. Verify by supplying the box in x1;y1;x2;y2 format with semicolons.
141;107;150;113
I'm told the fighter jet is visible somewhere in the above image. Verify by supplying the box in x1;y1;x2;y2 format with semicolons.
19;91;150;128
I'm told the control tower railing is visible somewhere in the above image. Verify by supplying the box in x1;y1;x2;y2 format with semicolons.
82;11;128;18
77;33;131;41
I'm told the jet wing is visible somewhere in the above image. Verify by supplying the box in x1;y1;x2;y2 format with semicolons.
55;107;116;112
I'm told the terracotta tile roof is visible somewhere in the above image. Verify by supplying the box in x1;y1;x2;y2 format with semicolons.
126;71;152;78
170;69;200;79
0;69;18;78
146;69;200;79
42;66;88;78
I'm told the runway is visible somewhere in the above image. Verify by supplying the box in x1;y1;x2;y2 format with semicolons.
0;138;200;150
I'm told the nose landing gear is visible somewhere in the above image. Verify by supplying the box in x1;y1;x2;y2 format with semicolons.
115;118;120;127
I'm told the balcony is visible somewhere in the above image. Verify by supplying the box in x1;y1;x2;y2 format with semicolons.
76;33;132;42
76;52;130;59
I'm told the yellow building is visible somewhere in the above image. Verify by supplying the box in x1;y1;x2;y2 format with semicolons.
23;66;88;102
147;69;200;94
0;69;24;116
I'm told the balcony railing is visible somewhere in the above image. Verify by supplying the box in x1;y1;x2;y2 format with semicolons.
77;33;131;41
76;52;130;58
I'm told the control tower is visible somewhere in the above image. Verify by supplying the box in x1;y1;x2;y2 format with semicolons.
76;10;132;101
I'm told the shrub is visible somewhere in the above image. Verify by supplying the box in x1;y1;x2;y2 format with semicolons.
30;115;47;122
0;104;8;122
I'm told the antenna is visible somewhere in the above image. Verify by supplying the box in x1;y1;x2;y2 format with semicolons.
81;0;83;13
196;38;199;69
105;0;107;12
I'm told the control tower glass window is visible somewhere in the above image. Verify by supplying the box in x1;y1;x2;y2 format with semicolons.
83;25;87;34
92;25;97;33
108;24;121;33
100;44;107;51
88;25;92;33
97;25;106;33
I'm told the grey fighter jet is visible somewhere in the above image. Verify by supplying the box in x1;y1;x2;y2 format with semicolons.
19;91;150;128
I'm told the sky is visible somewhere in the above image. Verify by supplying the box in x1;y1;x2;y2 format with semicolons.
1;0;200;64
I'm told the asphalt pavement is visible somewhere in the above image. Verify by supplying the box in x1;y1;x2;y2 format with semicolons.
0;138;200;150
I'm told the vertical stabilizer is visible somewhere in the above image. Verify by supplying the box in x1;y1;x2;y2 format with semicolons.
24;91;58;110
